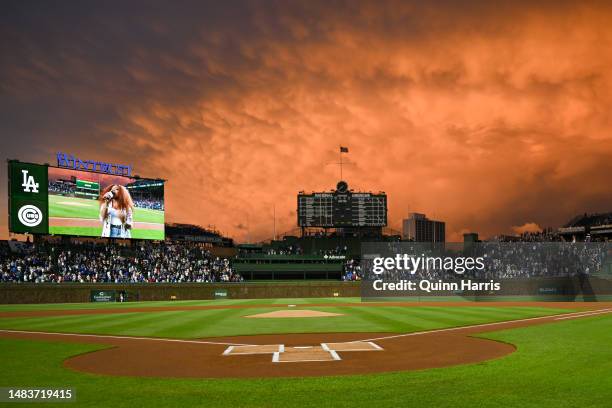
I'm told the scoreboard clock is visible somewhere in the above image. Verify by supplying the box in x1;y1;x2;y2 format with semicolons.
297;181;387;228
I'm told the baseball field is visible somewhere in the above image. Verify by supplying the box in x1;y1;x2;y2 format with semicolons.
48;194;165;240
1;298;611;407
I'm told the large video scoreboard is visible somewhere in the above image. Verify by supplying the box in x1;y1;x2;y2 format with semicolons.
8;159;165;240
297;181;387;228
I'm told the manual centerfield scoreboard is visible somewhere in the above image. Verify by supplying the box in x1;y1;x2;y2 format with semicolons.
297;181;387;228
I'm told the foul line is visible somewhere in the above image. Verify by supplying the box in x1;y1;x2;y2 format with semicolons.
1;308;610;349
329;350;341;361
358;308;612;343
554;309;612;320
0;329;253;346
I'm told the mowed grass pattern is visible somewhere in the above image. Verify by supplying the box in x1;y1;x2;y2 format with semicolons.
0;314;610;408
48;225;164;240
48;195;164;223
0;297;365;312
0;305;571;338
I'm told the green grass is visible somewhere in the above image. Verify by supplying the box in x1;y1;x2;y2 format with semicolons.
0;303;570;338
0;297;363;311
48;225;101;236
48;195;164;223
48;194;98;219
48;226;164;240
1;313;610;407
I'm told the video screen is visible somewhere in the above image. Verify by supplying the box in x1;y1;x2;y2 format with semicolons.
47;167;164;240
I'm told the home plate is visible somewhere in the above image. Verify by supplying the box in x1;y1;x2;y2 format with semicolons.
273;346;340;362
223;341;383;362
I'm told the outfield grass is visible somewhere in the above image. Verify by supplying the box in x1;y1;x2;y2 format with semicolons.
1;313;610;407
0;297;364;311
0;302;571;338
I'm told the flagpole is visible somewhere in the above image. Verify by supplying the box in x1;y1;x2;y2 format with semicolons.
338;146;349;180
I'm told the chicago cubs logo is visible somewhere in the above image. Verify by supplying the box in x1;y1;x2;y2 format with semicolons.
17;205;43;227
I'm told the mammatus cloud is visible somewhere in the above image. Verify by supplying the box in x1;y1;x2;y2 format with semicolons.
1;1;612;242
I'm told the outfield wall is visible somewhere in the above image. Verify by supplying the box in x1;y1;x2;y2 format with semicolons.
1;277;612;304
362;276;612;301
0;282;361;304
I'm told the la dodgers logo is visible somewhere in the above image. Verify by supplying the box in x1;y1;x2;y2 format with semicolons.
21;170;39;193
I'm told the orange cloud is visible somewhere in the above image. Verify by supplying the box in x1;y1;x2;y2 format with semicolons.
512;223;543;235
1;1;612;242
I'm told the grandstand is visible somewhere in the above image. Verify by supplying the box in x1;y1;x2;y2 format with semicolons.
5;153;612;284
233;254;345;280
0;240;241;284
48;178;76;196
126;179;164;210
558;212;612;241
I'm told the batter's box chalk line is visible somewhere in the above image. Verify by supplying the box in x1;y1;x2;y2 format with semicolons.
222;341;383;363
222;344;283;355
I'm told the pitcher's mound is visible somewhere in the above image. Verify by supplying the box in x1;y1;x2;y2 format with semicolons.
245;310;344;318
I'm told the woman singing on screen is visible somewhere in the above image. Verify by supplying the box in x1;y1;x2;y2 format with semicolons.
99;184;134;238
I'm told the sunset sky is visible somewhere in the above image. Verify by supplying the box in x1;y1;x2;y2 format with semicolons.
1;0;612;242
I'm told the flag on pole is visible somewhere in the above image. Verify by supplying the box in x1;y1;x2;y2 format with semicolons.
340;146;349;153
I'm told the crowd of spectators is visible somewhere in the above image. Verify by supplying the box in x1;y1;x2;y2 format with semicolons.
493;230;564;242
133;199;164;211
362;241;611;281
316;246;349;257
48;181;75;195
2;231;610;284
263;244;350;257
564;212;612;228
0;241;241;283
265;244;303;255
471;242;608;279
342;259;361;281
493;230;609;243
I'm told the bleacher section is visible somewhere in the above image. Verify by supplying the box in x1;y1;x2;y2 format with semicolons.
233;255;344;280
558;212;612;241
